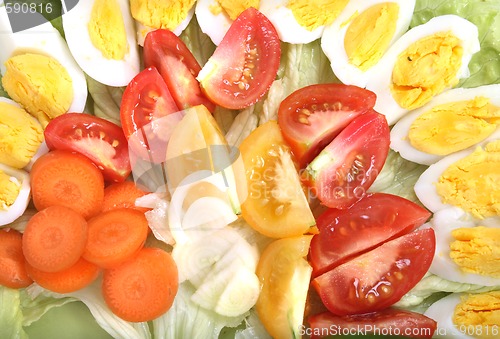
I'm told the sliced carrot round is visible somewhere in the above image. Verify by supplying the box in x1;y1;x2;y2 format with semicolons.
22;205;88;273
0;228;33;289
83;208;149;268
102;247;178;322
26;257;100;294
30;150;104;219
102;181;150;213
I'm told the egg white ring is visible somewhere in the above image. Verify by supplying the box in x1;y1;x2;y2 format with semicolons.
391;84;500;166
62;0;140;87
259;1;324;44
0;163;31;227
424;293;478;339
0;7;88;113
321;0;415;88
428;207;500;286
414;128;500;215
195;0;233;46
135;6;195;46
365;15;480;126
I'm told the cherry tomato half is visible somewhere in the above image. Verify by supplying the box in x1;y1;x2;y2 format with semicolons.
303;110;390;209
197;7;281;109
143;29;216;112
44;113;131;182
278;84;377;168
312;228;436;316
309;193;431;277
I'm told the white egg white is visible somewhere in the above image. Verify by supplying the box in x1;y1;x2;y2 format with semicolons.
428;207;500;286
259;0;325;44
321;0;415;87
365;15;480;126
195;0;234;46
0;163;31;227
0;7;88;113
414;128;500;214
62;0;141;87
424;293;478;339
391;84;500;165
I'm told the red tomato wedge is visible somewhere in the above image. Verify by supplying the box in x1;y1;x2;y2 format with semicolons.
312;228;436;316
120;67;180;163
44;113;131;182
143;29;215;112
308;309;437;339
278;84;377;168
197;7;281;109
309;193;431;277
303;110;390;209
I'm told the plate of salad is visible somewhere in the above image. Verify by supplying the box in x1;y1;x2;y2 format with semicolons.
1;0;499;338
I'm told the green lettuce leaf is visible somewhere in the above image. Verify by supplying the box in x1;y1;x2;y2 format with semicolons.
0;287;28;339
179;16;216;67
0;74;9;98
412;0;500;87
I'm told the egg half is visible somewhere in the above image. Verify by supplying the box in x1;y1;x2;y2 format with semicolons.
321;0;415;87
0;163;30;226
391;84;500;165
425;292;500;339
62;0;141;87
365;15;480;125
130;0;195;45
0;7;87;127
260;0;349;44
195;0;259;46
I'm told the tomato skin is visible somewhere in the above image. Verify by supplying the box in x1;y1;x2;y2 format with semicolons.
197;7;281;109
312;228;436;316
309;193;431;277
120;67;179;163
307;309;437;339
44;113;131;183
143;29;216;112
278;84;377;168
303;110;390;209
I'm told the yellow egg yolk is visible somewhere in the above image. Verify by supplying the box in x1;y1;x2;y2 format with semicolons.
391;32;463;110
1;53;73;127
409;97;500;155
0;170;20;211
344;3;399;71
130;0;196;31
435;140;500;219
210;0;259;20
287;0;349;31
453;291;500;339
450;226;500;278
0;102;44;169
88;0;129;60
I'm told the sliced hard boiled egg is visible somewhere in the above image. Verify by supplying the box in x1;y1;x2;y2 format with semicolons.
130;0;195;45
62;0;141;87
428;207;500;286
414;132;500;220
0;163;30;226
321;0;415;87
425;292;500;339
259;0;349;44
0;7;87;126
391;84;500;165
195;0;259;46
365;15;480;125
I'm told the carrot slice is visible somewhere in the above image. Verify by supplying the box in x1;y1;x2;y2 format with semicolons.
102;247;178;322
102;181;150;213
22;205;88;273
83;208;149;268
26;257;100;294
30;150;104;219
0;228;33;289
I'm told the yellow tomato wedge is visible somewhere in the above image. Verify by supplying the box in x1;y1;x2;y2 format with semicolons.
240;120;316;238
255;235;313;339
